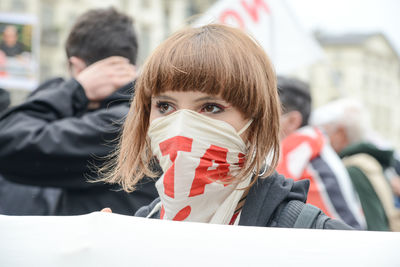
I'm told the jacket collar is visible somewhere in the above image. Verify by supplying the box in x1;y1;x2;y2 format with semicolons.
239;172;309;226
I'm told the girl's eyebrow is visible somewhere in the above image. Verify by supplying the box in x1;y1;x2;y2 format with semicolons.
194;96;228;103
152;95;177;102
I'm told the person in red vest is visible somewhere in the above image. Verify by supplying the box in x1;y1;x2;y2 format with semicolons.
276;76;366;229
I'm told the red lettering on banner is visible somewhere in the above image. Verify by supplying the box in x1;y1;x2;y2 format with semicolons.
159;136;193;198
173;206;191;221
241;0;270;23
189;145;230;197
219;10;245;29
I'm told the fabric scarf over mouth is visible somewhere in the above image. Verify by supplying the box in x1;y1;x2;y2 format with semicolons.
147;109;253;224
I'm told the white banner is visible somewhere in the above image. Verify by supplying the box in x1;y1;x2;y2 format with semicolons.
195;0;323;74
0;212;399;266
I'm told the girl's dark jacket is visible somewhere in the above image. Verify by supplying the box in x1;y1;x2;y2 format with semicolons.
136;172;353;229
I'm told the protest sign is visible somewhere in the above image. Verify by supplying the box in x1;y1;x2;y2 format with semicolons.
195;0;323;74
0;13;39;90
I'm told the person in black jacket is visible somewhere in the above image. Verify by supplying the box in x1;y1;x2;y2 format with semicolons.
100;24;351;229
0;8;158;215
0;87;61;215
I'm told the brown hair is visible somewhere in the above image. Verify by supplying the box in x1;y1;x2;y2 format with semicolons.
101;24;280;192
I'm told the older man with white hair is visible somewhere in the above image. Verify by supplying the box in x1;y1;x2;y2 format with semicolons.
310;98;400;231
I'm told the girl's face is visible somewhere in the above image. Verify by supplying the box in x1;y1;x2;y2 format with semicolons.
150;91;249;139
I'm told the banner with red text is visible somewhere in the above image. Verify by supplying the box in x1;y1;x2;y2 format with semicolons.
195;0;323;74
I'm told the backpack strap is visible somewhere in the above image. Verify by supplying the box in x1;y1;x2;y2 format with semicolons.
274;200;329;229
315;213;330;229
293;203;322;228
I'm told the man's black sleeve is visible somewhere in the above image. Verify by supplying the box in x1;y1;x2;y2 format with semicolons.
0;79;127;189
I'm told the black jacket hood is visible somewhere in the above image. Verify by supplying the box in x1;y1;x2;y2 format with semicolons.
239;172;309;226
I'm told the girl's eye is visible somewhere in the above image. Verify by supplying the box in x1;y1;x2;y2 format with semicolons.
156;102;174;114
201;103;224;114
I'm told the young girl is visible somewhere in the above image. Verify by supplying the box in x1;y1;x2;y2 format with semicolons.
102;24;351;229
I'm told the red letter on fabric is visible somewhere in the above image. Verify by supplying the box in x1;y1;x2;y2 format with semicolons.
241;0;270;23
172;206;191;221
159;136;193;198
189;145;230;197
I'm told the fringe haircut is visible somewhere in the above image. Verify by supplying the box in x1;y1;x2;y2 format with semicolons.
100;24;280;192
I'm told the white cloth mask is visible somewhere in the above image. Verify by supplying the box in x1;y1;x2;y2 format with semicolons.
148;109;253;224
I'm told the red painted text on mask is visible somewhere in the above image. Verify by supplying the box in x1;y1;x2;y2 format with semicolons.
159;136;246;221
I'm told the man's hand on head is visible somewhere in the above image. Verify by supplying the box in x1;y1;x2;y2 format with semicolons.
76;56;136;102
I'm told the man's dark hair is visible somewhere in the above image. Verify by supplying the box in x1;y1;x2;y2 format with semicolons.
277;76;312;127
65;7;138;66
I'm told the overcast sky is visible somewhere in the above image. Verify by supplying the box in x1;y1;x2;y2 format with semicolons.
286;0;400;54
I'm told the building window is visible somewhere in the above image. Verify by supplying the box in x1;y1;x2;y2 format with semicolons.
11;0;26;11
137;24;151;65
330;70;343;88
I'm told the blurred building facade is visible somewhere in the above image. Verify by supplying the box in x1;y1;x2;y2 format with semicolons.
2;0;399;150
0;0;215;103
295;32;400;150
